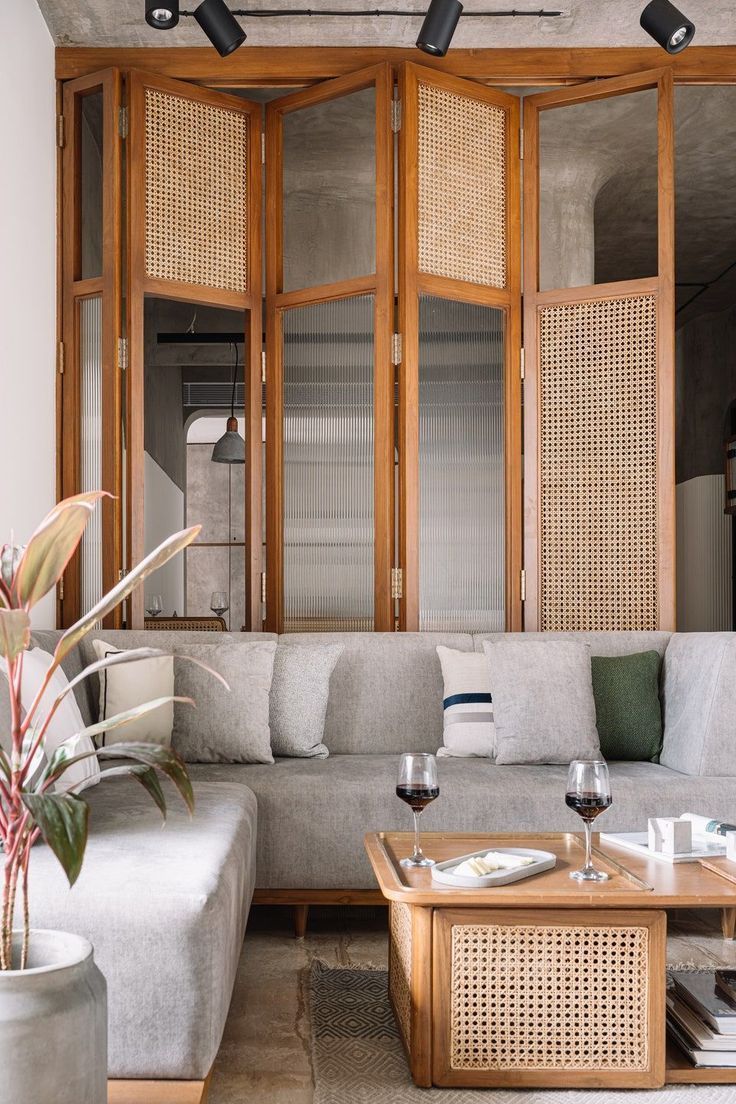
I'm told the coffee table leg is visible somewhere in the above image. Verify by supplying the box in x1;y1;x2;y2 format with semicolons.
722;908;736;940
388;902;433;1087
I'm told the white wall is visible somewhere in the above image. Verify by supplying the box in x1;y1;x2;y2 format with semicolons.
0;0;56;626
676;475;733;631
144;452;185;617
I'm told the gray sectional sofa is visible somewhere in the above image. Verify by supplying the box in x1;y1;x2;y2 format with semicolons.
24;627;736;1082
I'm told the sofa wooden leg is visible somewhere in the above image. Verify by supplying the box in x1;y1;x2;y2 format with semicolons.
294;904;309;939
722;907;736;940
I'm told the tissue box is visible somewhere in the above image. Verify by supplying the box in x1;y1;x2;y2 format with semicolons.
648;817;692;855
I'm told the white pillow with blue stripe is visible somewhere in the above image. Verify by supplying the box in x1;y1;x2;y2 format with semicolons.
436;646;495;759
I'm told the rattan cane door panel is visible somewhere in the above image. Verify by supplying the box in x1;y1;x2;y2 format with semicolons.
538;293;659;631
144;88;248;294
432;908;666;1089
522;70;675;632
417;82;507;288
130;72;261;307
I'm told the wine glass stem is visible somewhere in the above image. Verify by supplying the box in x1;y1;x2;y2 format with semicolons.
412;809;423;860
583;819;594;871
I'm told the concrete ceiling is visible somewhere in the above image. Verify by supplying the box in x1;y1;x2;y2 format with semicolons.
36;0;735;49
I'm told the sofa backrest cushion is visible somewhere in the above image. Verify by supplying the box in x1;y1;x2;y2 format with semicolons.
30;630;278;731
661;632;736;776
473;631;672;657
279;632;474;754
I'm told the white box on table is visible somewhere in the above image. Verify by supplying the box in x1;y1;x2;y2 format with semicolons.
647;817;692;855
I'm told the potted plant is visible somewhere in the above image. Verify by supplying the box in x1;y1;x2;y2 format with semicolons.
0;492;214;1104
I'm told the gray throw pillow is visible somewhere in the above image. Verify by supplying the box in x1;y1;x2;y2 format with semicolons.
270;643;343;759
482;640;601;765
171;640;276;764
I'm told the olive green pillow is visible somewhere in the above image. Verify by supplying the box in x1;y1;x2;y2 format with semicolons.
590;650;663;762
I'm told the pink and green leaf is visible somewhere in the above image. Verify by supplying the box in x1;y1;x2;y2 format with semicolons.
0;609;31;660
54;525;201;665
21;792;89;886
12;492;109;610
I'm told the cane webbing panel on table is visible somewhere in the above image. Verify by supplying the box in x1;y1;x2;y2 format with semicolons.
538;293;658;631
389;902;413;1048
450;922;649;1071
145;88;248;294
417;83;507;289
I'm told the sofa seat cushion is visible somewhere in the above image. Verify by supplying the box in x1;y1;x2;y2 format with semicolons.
188;756;736;890
20;778;257;1080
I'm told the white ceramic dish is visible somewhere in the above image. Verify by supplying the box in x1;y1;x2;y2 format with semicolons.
430;846;557;888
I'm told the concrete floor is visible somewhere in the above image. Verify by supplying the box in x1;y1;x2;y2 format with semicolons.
208;905;736;1104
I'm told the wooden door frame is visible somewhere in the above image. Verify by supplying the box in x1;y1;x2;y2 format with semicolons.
264;62;394;633
59;67;123;628
397;62;522;632
57;46;736;86
522;67;675;630
126;70;263;629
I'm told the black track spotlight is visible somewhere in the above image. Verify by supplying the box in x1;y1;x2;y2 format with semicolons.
416;0;463;57
145;0;179;28
640;0;694;53
194;0;247;55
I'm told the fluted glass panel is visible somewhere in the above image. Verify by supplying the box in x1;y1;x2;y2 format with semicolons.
79;296;103;615
419;296;505;632
283;295;374;631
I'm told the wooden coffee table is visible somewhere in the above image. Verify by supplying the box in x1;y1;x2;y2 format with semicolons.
365;831;736;1090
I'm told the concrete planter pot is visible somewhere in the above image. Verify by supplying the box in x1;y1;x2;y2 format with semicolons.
0;930;107;1104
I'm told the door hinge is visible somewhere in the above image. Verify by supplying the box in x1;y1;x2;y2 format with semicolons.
391;567;403;600
118;106;129;139
261;350;266;385
520;568;526;603
391;99;402;133
58;575;65;601
261;133;266;164
57;341;65;375
519;127;524;160
117;337;128;371
391;333;402;366
261;572;267;605
57;114;65;149
520;347;525;380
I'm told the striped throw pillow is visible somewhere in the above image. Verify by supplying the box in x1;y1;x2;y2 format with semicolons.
436;646;495;758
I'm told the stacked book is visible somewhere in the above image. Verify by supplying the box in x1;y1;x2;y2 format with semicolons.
668;970;736;1067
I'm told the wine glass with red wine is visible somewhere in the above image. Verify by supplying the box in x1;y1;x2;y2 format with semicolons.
566;759;612;882
396;753;439;868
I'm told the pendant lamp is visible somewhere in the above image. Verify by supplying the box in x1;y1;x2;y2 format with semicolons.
212;343;245;464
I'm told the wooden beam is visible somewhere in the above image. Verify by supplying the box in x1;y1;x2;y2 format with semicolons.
56;46;736;86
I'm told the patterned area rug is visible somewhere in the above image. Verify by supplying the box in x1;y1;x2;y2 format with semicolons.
309;961;736;1103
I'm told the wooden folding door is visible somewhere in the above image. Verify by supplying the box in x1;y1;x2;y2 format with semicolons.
397;63;522;633
265;64;394;633
126;72;262;628
59;69;124;627
523;70;675;631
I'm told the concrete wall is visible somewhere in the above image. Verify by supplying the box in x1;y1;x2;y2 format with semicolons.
0;0;56;627
143;451;185;616
185;439;245;632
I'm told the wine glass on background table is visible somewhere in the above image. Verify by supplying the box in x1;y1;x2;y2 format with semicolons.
565;759;612;882
145;594;162;618
396;753;439;868
210;591;229;619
